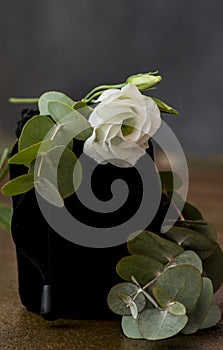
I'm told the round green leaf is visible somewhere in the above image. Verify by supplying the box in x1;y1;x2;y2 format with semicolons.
175;220;217;241
138;308;188;340
203;245;223;292
128;230;184;265
56;110;93;141
170;250;203;274
35;177;64;207
33;146;82;199
18;115;55;151
48;101;74;123
199;303;221;330
168;301;186;316
182;277;213;334
107;283;146;316
182;202;203;220
38;91;75;116
121;316;143;339
1;174;34;196
165;226;217;260
156;265;202;314
159;171;182;193
152;285;171;308
116;255;164;286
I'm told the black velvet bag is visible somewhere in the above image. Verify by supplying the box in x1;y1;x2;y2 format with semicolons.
10;109;161;320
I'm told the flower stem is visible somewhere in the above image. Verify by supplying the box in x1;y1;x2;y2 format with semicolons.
9;97;39;104
82;83;124;103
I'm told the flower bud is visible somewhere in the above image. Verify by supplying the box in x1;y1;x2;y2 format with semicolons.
126;71;162;90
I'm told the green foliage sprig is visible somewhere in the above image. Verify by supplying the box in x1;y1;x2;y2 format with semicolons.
1;71;177;207
0;148;12;232
107;173;223;340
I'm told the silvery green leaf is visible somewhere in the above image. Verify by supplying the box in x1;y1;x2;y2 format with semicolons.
35;177;64;207
117;291;132;305
168;302;186;316
38;91;75;115
18;115;55;151
165;226;217;260
152;285;171;308
48;101;74;123
128;230;183;264
156;265;202;314
130;302;138;319
107;283;146;316
121;316;143;339
116;255;164;286
174;220;217;241
199;303;221;330
203;244;223;292
170;250;202;274
138;308;188;340
33;146;82;199
182;277;213;334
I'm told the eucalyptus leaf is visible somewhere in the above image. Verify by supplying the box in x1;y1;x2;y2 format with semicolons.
168;301;186;316
182;277;213;334
128;230;184;264
48;101;74;123
199;303;221;330
129;301;138;319
159;171;182;193
138;308;188;340
170;250;203;274
121;316;143;339
116;255;164;286
152;285;171;308
1;174;34;196
38;91;75;116
164;226;217;260
156;265;202;313
35;177;64;207
107;283;146;316
18;115;55;151
182;202;204;220
54;110;93;141
34;146;82;199
8;141;53;167
0;204;12;232
174;220;217;241
203;245;223;292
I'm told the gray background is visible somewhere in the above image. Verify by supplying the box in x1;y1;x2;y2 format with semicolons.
0;0;222;155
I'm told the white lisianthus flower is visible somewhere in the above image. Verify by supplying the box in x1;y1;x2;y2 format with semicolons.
83;84;161;167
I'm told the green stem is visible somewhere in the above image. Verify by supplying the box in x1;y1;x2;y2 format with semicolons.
9;97;39;104
0;162;9;183
82;83;125;103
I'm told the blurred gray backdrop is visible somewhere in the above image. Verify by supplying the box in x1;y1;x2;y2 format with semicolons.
0;0;223;155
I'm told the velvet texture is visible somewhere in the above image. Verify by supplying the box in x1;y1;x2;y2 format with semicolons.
10;109;158;319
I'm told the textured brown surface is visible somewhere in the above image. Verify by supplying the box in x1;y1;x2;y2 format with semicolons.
0;163;223;350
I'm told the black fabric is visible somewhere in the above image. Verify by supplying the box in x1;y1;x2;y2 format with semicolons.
10;109;162;319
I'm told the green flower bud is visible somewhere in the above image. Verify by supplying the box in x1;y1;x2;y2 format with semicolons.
126;71;162;90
